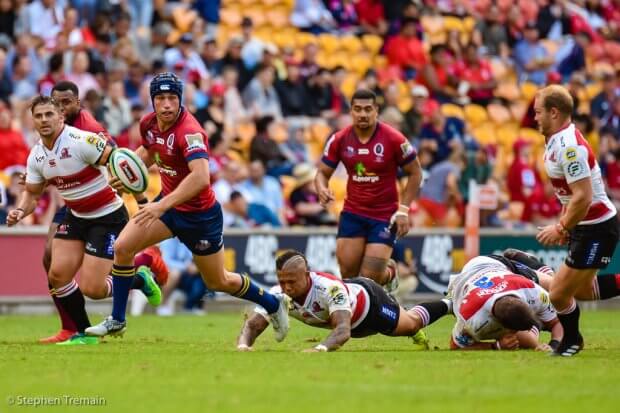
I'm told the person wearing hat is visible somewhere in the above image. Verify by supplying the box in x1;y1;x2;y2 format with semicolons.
290;163;335;226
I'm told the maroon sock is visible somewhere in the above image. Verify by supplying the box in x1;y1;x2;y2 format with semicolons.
50;283;77;332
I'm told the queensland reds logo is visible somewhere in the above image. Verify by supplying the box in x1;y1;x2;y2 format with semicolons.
373;143;384;162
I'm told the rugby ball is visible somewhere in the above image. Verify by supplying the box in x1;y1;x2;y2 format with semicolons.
109;148;149;193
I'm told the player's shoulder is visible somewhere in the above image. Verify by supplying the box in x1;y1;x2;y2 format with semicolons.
553;123;581;149
311;271;344;291
176;109;207;135
331;125;353;142
139;112;158;131
74;109;106;133
377;121;407;141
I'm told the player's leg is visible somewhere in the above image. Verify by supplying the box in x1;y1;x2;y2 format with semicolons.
336;211;367;278
575;273;620;300
48;239;91;334
361;243;395;286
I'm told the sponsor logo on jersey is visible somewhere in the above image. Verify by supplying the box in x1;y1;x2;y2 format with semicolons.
358;148;370;155
567;161;584;177
106;234;116;256
35;154;45;163
146;131;155;144
380;305;398;320
564;148;577;161
156;138;165;145
352;162;379;183
195;240;211;251
166;133;175;149
475;280;508;297
373;143;384;156
154;153;178;176
332;293;346;305
586;242;600;266
48;159;56;167
86;135;106;151
59;147;71;159
400;142;414;157
85;242;97;253
185;133;206;151
345;146;355;158
56;224;69;235
312;301;325;313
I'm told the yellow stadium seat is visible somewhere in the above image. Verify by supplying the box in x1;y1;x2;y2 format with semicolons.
494;81;521;101
340;73;359;99
266;7;289;29
295;32;318;48
487;103;512;124
318;33;339;54
340;35;363;54
441;103;465;119
244;8;267;27
586;82;602;100
463;16;476;33
0;171;8;186
238;0;255;6
219;7;243;27
330;51;352;70
350;54;372;76
420;15;444;35
271;123;289;143
496;124;519;148
232;122;256;152
519;128;544;146
262;0;284;6
520;82;539;102
464;104;488;126
373;55;387;69
172;6;197;32
310;122;332;143
361;34;383;55
510;99;529;122
443;16;464;32
280;175;297;200
272;30;296;49
398;96;412;112
330;177;347;202
471;123;497;145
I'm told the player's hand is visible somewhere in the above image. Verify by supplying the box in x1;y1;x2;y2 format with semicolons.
535;343;552;352
108;175;128;194
237;344;253;352
17;173;26;186
302;348;321;353
317;187;335;207
389;210;410;239
133;201;165;228
6;209;25;227
497;334;519;350
536;225;568;246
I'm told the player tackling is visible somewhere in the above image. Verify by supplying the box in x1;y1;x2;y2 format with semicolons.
315;89;423;290
534;85;620;356
86;73;290;340
236;250;451;352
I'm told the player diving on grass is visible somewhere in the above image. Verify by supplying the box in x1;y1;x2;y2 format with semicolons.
236;250;451;352
314;89;423;292
85;72;290;340
6;96;162;345
447;254;563;351
33;81;168;344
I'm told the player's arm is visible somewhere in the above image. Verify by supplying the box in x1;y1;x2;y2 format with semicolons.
237;312;270;351
6;182;46;226
560;178;593;229
391;157;423;238
309;310;352;352
543;317;563;350
134;145;156;168
315;161;336;207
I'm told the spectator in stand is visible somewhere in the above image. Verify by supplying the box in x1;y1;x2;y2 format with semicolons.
513;21;554;85
291;0;336;34
240;17;266;71
66;50;99;99
529;181;562;226
0;48;12;102
115;103;144;150
61;7;82;48
0;0;16;40
453;43;497;107
299;42;319;80
200;37;222;77
197;82;226;137
275;58;312;118
537;0;571;40
222;65;249;126
25;0;64;49
289;163;336;226
237;160;287;225
603;148;620;211
38;52;64;96
242;63;282;119
556;31;590;80
402;85;429;141
355;0;388;36
566;72;586;116
327;0;358;33
415;150;466;227
164;33;209;81
1;170;34;226
600;95;620;146
82;88;105;122
358;69;385;109
385;17;427;76
416;44;458;104
249;115;292;177
591;72;618;124
124;63;146;104
388;0;424;38
419;100;466;165
306;68;332;117
228;190;281;228
327;66;350;118
506;139;545;223
102;79;131;137
472;4;510;58
11;54;37;103
0;101;29;169
213;160;246;228
458;141;492;204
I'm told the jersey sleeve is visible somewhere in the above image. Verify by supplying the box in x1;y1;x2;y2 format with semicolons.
139;116;152;149
559;145;591;184
533;286;557;323
326;283;352;315
321;133;340;169
392;131;417;166
179;130;209;163
253;285;282;320
78;133;108;165
25;151;45;184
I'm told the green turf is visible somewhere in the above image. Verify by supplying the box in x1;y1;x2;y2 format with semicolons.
1;310;619;413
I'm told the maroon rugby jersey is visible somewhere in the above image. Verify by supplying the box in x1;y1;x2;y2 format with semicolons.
140;108;215;212
321;122;417;222
69;109;112;142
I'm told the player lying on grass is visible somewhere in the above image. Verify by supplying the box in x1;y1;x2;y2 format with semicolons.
447;255;563;351
236;250;451;352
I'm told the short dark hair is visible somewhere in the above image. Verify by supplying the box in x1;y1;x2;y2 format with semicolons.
48;52;64;72
275;250;308;271
493;295;540;331
30;95;62;114
350;88;377;106
229;190;244;202
51;81;79;97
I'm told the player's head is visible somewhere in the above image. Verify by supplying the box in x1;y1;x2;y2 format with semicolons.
51;81;81;121
350;88;378;131
275;250;310;298
534;85;573;137
492;295;540;332
150;72;183;122
30;95;64;139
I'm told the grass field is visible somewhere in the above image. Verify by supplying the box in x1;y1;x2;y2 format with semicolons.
1;310;619;413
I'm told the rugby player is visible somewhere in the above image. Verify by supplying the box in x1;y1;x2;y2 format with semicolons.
534;85;619;356
36;81;167;344
236;250;451;352
448;255;563;351
7;96;161;345
315;89;423;291
86;73;290;340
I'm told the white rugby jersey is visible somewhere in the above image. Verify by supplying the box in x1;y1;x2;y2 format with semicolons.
255;272;370;329
449;259;556;347
543;123;616;225
26;125;123;218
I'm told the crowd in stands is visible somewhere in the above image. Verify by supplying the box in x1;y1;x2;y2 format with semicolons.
3;0;620;234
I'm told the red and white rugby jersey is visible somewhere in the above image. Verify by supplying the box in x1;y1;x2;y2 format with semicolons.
25;125;123;219
451;272;556;347
544;123;616;225
256;272;370;329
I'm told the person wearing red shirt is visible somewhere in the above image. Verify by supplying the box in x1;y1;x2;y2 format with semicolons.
354;0;388;35
415;44;458;103
0;101;29;170
385;17;427;76
452;43;497;106
507;139;545;223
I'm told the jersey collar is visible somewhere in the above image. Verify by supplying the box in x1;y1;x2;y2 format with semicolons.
546;122;573;146
352;121;381;145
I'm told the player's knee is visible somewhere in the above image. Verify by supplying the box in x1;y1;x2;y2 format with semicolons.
80;281;105;299
48;268;71;288
113;238;137;261
549;290;571;310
